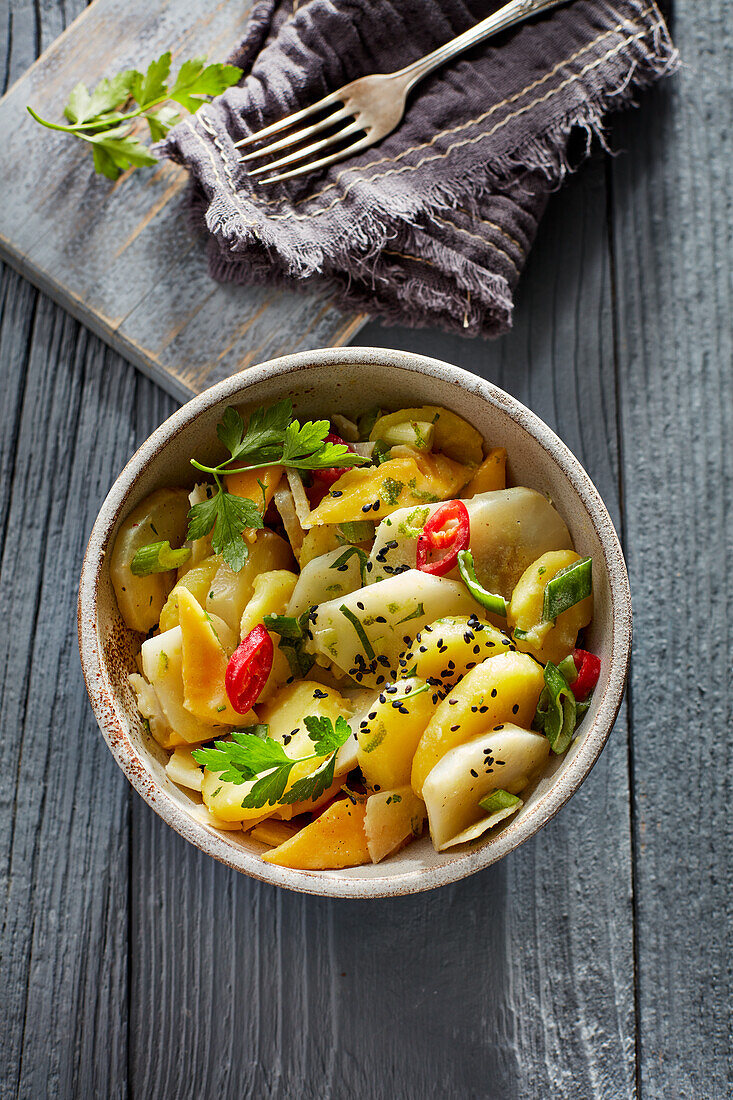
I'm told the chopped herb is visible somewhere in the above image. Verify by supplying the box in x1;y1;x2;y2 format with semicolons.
330;545;368;583
339;604;375;660
380;477;404;505
338;520;374;544
532;661;579;754
397;602;425;625
543;557;593;622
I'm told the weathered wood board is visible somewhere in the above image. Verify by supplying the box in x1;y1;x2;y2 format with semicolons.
0;0;366;403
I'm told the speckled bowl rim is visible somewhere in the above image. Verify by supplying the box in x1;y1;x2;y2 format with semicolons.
79;347;632;899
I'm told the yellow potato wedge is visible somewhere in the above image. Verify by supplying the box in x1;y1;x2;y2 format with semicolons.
110;487;190;633
396;615;513;690
307;451;473;527
508;550;593;665
462;448;507;496
178;588;255;725
364;787;427;863
261;796;370;869
411;651;545;796
356;677;436;791
370;406;484;465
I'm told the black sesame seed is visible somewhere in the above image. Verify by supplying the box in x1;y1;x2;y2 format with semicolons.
490;688;497;698
470;769;478;778
493;723;504;731
471;706;478;713
450;724;460;732
331;490;343;497
465;662;476;670
473;644;481;654
374;784;381;791
357;601;365;610
362;503;373;513
313;689;328;699
375;616;387;624
449;699;458;706
512;703;519;714
479;706;489;713
368;711;377;720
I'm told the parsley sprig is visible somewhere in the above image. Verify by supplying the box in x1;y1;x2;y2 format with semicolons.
192;715;352;810
27;52;242;180
187;401;367;572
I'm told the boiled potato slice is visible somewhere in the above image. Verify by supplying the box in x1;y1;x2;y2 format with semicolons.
462;448;507;496
411;651;545;796
307;570;482;689
508;550;593;665
201;681;353;823
356;677;437;790
249;820;299;847
178;589;254;725
422;725;549;850
299;525;342;567
395;615;513;689
370;406;484;465
140;628;229;744
441;798;523;850
261;797;370;869
206;529;294;634
110;487;190;633
368;487;572;595
306;451;473;527
287;547;364;617
165;747;204;791
188;803;244;831
129;672;182;749
364;787;427;863
159;555;221;632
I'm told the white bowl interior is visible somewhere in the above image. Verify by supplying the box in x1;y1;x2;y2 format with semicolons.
80;349;630;898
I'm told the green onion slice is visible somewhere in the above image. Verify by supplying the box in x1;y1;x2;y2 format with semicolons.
457;550;508;617
479;789;521;814
532;661;577;754
330;545;368;583
130;541;191;576
542;557;592;622
557;653;579;683
339;603;375;660
338;520;374;544
263;612;308;641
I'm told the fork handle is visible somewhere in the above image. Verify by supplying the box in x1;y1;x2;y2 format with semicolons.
398;0;571;91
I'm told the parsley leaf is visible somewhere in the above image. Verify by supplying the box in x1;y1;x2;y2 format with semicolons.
187;490;263;572
303;714;352;755
192;715;352;810
28;52;242;180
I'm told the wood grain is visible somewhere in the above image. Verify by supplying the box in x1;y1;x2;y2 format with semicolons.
0;0;366;404
609;1;733;1095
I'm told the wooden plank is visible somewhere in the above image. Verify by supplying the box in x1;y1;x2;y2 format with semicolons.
609;0;733;1094
126;157;637;1099
0;0;366;404
0;268;131;1099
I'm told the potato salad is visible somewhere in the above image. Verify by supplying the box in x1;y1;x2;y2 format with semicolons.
111;400;601;869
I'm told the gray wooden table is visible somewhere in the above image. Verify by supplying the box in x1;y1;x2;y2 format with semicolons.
1;3;730;1098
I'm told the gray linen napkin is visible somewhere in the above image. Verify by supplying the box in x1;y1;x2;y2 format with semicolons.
163;0;677;337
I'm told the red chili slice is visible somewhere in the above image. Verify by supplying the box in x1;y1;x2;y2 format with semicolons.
225;624;274;713
416;500;470;576
571;648;601;700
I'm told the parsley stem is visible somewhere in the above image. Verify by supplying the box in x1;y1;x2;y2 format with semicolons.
27;93;173;135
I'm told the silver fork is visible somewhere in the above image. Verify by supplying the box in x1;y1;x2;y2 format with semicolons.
235;0;569;184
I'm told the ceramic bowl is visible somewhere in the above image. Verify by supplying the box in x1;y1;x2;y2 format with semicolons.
79;347;631;898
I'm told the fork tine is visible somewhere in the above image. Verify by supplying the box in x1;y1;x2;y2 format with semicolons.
257;134;374;185
247;119;363;178
238;106;351;163
233;91;342;149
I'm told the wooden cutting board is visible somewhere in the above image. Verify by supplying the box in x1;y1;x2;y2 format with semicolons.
0;0;366;402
